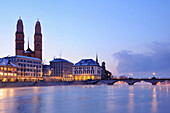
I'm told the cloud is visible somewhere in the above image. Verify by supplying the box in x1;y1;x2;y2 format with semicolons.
113;42;170;74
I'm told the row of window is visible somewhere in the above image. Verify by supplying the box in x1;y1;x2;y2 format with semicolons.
18;59;41;64
0;67;17;71
74;70;98;74
18;68;41;72
0;72;17;76
19;73;41;77
74;67;93;70
18;63;41;68
11;58;41;64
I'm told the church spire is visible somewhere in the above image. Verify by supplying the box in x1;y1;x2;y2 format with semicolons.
28;37;30;49
96;53;98;63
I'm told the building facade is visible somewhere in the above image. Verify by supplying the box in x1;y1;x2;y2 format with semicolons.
42;65;50;76
15;18;42;60
73;59;102;81
49;58;74;81
0;59;18;82
4;55;42;81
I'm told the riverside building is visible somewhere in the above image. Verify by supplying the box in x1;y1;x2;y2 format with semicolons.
49;58;74;81
73;58;102;81
4;55;42;81
0;59;18;82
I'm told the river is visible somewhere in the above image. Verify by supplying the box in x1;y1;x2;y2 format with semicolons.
0;84;169;113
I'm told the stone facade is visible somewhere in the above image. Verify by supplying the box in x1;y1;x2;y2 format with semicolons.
0;59;18;82
4;55;42;81
15;18;42;60
73;59;102;81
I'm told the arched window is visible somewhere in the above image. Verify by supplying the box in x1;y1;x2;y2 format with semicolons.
79;70;82;74
91;70;94;74
75;70;78;74
87;70;90;74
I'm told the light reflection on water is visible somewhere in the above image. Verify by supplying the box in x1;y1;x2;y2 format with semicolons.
0;85;169;113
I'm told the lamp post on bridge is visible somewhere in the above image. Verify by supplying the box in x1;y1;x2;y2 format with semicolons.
152;72;156;79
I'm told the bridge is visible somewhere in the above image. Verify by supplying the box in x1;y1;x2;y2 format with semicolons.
85;78;170;85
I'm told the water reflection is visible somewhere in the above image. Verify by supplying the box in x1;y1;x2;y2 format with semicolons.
128;86;134;113
152;86;157;113
0;85;169;113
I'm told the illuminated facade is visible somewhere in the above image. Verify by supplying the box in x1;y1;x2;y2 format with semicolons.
4;55;42;81
49;58;74;81
15;17;43;60
73;59;102;81
0;59;18;82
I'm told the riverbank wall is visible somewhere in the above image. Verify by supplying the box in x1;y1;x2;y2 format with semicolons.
0;81;102;88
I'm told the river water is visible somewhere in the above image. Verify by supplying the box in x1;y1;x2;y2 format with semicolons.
0;84;169;113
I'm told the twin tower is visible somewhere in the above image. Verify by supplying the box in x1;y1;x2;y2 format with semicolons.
15;18;42;60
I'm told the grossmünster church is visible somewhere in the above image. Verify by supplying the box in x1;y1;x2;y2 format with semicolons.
15;17;42;60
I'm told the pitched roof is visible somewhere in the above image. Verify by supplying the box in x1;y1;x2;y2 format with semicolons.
43;65;50;68
50;58;73;64
4;55;41;61
0;58;18;67
74;59;100;66
24;48;34;54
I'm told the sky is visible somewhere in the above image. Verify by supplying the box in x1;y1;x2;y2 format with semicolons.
0;0;170;77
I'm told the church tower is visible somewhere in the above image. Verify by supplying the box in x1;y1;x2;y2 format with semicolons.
15;17;24;55
34;19;42;60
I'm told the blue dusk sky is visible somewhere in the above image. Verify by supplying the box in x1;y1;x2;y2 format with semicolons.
0;0;170;77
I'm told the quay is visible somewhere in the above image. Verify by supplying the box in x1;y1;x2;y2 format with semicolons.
0;78;170;87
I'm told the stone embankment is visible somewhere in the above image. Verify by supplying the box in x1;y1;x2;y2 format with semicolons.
0;80;102;88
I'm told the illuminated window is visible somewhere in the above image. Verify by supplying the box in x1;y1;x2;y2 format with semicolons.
4;67;7;71
14;73;17;76
79;76;81;81
83;76;86;81
2;78;8;82
92;76;94;80
97;76;101;79
1;67;3;70
75;76;78;81
4;73;7;76
10;78;15;82
0;72;3;75
8;68;11;71
87;76;90;80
